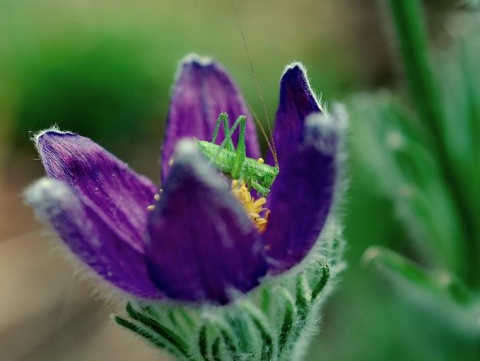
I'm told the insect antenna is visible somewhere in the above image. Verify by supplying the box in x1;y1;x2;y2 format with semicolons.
231;0;279;168
247;104;277;164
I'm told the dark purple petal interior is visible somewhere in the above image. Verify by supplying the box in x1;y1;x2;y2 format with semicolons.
25;178;164;299
36;130;157;253
265;113;339;274
147;141;267;304
267;63;321;167
161;55;260;182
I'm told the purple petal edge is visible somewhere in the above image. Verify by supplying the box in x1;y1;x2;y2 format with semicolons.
147;140;268;304
35;129;157;253
267;63;322;167
265;110;345;274
161;54;260;182
25;178;164;299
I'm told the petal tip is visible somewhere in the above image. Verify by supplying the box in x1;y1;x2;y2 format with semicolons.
180;53;217;68
282;61;307;76
304;107;347;155
306;103;348;131
161;140;225;202
170;139;227;190
177;54;229;80
173;138;199;161
281;62;312;86
24;178;74;216
33;127;75;147
279;61;323;113
330;103;349;129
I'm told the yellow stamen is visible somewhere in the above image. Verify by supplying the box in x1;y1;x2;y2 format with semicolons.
231;180;270;234
257;158;265;164
147;205;155;211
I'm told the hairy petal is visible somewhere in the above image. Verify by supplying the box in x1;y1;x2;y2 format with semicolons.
265;111;344;274
161;54;260;181
35;129;157;253
267;63;322;167
25;178;164;299
147;141;267;304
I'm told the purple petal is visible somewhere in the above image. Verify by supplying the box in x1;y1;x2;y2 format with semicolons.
267;63;322;167
35;129;157;253
147;140;267;304
265;111;344;274
25;178;164;299
161;54;260;182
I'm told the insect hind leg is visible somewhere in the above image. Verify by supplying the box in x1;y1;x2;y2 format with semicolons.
210;115;246;167
230;116;247;180
211;113;235;152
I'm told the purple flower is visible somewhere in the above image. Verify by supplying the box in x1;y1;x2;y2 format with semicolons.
26;54;342;305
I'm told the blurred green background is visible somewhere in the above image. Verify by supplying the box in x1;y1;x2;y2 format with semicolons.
1;0;479;360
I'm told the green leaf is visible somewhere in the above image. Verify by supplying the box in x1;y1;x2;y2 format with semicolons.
198;325;209;361
363;246;473;305
126;302;191;360
311;263;330;301
278;289;296;354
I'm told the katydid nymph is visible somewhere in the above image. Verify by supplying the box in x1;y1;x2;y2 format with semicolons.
196;4;280;197
196;112;279;196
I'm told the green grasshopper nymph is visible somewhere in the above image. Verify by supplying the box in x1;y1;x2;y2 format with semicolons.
196;112;279;197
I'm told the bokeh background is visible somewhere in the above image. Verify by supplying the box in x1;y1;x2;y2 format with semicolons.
1;0;478;360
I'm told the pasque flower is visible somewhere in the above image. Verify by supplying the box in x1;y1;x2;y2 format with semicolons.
26;54;341;305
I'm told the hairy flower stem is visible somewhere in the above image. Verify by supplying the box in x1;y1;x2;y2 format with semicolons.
115;259;335;361
387;0;479;287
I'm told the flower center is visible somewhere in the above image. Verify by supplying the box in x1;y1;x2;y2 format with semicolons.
231;180;270;234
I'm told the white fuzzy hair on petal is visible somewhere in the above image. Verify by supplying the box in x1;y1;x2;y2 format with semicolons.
30;126;75;145
282;62;324;113
24;178;155;309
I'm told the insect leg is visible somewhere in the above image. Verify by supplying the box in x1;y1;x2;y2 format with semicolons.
211;113;224;144
210;115;244;165
211;113;236;152
231;116;247;180
250;179;270;197
221;114;235;152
